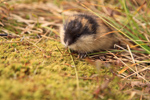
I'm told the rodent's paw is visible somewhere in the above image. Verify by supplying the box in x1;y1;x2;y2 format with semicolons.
78;53;88;58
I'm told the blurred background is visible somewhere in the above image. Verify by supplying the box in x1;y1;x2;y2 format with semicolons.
0;0;150;100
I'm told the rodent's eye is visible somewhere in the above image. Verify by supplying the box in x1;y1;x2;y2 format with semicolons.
76;34;80;37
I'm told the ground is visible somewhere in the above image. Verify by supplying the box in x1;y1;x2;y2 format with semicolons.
0;0;150;100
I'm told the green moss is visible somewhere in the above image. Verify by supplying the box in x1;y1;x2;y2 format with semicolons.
1;0;149;99
0;37;130;99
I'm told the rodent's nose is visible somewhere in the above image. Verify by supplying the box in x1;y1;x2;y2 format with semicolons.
65;41;69;47
64;38;73;47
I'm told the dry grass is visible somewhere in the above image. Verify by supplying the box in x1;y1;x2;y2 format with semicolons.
0;0;150;100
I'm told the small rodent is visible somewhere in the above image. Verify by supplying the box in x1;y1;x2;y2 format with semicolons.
60;14;119;57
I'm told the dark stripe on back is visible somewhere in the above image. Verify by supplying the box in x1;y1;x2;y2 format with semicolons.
77;14;99;34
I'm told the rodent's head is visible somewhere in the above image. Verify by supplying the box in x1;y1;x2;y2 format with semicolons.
63;14;99;47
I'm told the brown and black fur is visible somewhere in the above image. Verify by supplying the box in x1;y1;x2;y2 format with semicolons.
60;14;119;54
